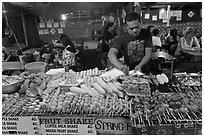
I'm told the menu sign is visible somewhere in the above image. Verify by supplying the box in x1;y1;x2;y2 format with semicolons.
39;117;96;135
2;116;40;135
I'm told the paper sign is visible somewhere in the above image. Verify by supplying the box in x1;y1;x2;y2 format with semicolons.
60;22;66;27
50;28;56;34
53;22;59;28
144;14;150;19
95;118;133;135
46;22;52;28
39;117;96;135
152;15;157;21
58;28;63;34
39;23;45;28
188;11;194;18
38;29;44;35
44;29;49;34
177;10;182;18
169;11;174;17
2;116;40;135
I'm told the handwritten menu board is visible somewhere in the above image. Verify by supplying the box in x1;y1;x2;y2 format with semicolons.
39;117;96;135
94;117;133;135
2;116;40;135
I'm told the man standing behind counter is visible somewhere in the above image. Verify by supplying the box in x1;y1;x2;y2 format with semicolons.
108;12;153;74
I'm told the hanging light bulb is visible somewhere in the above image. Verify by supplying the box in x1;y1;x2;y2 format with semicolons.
61;14;67;20
4;26;11;36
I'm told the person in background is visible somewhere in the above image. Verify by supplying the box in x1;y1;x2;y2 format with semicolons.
175;27;201;62
101;22;117;53
2;37;12;62
161;26;171;52
152;28;162;52
147;25;154;34
197;35;202;48
2;46;11;62
163;26;171;38
58;34;77;71
165;29;180;55
108;12;153;74
99;22;118;69
58;34;76;53
40;43;55;64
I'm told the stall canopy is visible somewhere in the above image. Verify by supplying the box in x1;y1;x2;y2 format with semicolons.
8;2;128;19
8;2;202;19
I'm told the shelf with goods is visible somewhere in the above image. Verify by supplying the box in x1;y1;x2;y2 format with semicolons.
2;68;202;135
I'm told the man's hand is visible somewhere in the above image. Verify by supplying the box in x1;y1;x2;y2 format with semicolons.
134;65;141;72
119;64;129;75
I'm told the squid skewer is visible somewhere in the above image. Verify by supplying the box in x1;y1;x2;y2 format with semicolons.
132;118;136;127
138;116;141;124
192;112;199;120
156;116;161;126
186;112;193;121
146;113;151;126
170;112;178;123
140;116;145;127
158;114;163;123
178;113;183;121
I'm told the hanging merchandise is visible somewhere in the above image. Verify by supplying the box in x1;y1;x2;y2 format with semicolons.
144;14;150;19
43;29;49;34
60;22;66;27
152;15;157;21
39;23;45;28
53;22;59;28
58;28;63;34
38;30;44;35
46;22;52;28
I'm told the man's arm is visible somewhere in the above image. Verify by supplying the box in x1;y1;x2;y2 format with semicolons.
136;48;152;69
108;48;123;69
139;47;152;67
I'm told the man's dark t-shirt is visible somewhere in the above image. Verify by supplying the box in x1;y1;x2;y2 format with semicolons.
113;29;152;71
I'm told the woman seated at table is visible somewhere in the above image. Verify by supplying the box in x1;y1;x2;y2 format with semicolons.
2;35;12;62
40;43;55;64
2;46;12;62
175;27;201;62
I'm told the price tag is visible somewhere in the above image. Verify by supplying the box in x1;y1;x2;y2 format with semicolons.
39;117;96;135
2;116;40;135
175;123;196;135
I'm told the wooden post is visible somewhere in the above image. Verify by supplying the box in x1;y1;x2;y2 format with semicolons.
166;5;171;27
21;10;28;47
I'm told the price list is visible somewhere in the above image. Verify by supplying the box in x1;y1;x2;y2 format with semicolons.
39;117;96;135
2;116;40;135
